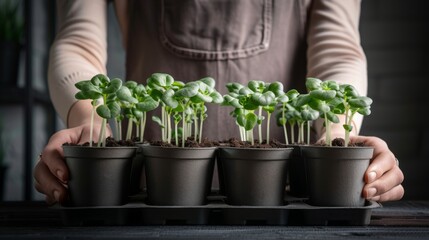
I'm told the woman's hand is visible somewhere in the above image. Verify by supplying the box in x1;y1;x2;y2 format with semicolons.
349;135;405;202
33;122;111;204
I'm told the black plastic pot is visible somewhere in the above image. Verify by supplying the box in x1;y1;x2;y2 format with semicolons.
218;147;293;206
287;145;308;198
63;146;137;207
0;41;21;87
301;146;374;207
142;146;216;206
129;143;146;195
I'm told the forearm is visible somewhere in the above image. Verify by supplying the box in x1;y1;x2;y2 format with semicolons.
48;0;107;124
307;0;367;94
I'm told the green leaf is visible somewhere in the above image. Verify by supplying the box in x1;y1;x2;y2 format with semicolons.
117;86;138;104
357;107;371;116
238;87;254;96
104;78;122;94
267;81;284;96
175;82;199;98
286;89;300;100
124;80;138;90
349;96;373;108
136;97;159;112
236;114;245;127
75;91;88;100
133;109;143;119
277;95;289;103
278;117;287;125
210;91;224;104
341;84;358;97
252;91;275;106
81;84;102;99
226;82;244;93
74;80;91;90
162;89;179;108
343;124;353;132
295;94;312;107
248;80;265;92
108;102;121;117
309;100;331;113
199;77;216;88
301;108;320;121
147;73;174;89
134;84;146;95
91;74;110;86
306;77;322;90
326;111;340;123
244;112;258;131
152;116;165;128
324;80;339;91
190;92;212;103
96;105;111;119
310;89;337;101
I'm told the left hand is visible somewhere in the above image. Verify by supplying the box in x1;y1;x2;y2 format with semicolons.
350;135;404;202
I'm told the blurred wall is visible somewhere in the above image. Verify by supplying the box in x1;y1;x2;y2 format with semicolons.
358;0;429;200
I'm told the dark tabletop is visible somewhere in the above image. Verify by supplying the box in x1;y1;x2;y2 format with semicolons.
1;200;429;240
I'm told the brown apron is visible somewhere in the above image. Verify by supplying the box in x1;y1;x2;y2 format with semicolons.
119;0;312;189
122;0;310;141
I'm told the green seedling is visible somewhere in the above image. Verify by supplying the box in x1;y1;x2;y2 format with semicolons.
75;74;122;147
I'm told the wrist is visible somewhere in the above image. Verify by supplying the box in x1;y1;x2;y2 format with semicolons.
67;100;103;128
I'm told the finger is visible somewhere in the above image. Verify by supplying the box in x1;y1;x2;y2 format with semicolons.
368;184;405;202
349;135;389;157
350;136;397;184
33;160;68;204
364;151;397;184
41;127;87;182
363;165;404;198
40;146;69;183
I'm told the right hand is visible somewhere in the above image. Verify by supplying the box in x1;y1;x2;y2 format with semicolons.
33;122;110;205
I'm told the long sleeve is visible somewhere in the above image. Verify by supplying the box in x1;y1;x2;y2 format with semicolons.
306;0;367;135
48;0;108;125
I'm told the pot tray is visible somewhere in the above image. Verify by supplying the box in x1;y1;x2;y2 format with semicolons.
52;193;381;226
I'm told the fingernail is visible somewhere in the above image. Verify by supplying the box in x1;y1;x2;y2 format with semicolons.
366;188;377;198
368;171;377;183
56;170;64;181
53;190;60;202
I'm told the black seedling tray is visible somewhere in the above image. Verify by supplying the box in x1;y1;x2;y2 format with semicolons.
53;193;380;226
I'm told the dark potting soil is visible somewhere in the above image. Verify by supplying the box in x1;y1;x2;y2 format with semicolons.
220;137;288;148
63;137;137;147
314;137;366;147
149;136;220;148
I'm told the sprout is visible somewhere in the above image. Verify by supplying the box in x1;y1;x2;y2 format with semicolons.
305;78;340;147
148;73;223;147
74;73;160;147
223;80;283;145
75;74;122;147
276;89;319;145
305;77;373;147
338;84;372;146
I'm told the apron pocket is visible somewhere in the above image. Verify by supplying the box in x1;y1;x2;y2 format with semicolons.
160;0;272;60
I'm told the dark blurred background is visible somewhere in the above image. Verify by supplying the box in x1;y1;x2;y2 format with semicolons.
0;0;428;201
